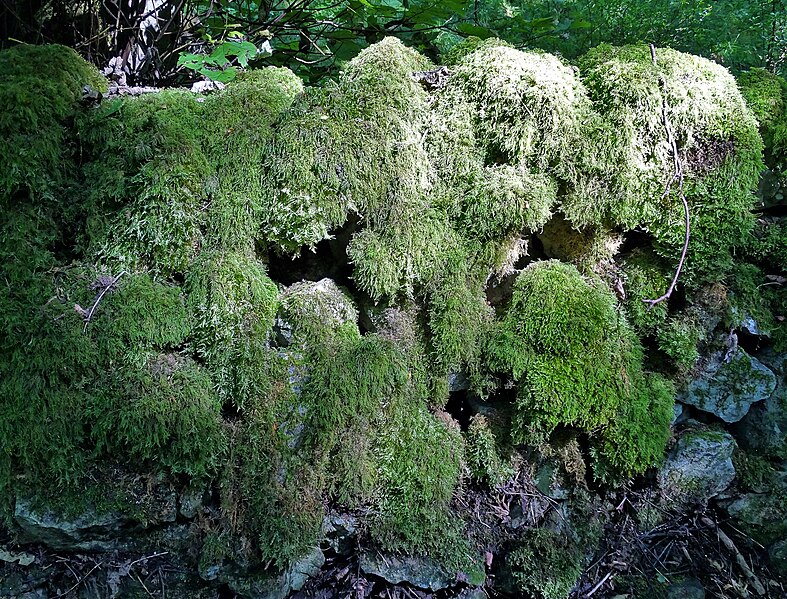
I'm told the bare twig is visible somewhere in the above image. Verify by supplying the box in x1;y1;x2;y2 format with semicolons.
128;551;169;568
83;270;126;332
55;560;104;598
643;44;690;310
586;571;613;597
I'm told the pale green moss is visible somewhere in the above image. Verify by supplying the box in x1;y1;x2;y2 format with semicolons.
656;316;701;371
459;165;556;241
570;44;764;283
261;37;432;253
202;68;303;251
448;40;591;170
348;210;458;301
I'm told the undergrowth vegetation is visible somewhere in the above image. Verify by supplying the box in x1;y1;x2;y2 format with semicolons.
1;35;782;585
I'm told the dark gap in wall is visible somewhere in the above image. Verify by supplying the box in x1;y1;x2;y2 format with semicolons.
618;227;655;256
736;327;765;355
266;214;360;288
445;389;472;432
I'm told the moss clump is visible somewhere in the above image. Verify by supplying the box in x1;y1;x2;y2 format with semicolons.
89;355;226;478
447;40;591;170
502;528;584;599
0;44;106;205
80;67;301;274
279;278;359;347
570;44;764;284
465;414;513;486
79;90;210;275
458;165;556;242
619;250;671;334
202;68;304;251
261;37;431;253
486;260;673;480
230;355;325;567
301;332;469;566
655;316;701;371
91;273;192;363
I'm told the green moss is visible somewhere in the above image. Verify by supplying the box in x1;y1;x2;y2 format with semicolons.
300;332;468;566
79;90;210;275
592;373;674;484
744;218;787;274
91;273;192;363
458;165;556;241
0;44;106;205
465;414;513;486
279;278;359;347
655;316;701;371
261;37;431;253
348;210;457;301
620;250;671;334
726;263;776;336
441;35;486;66
231;360;325;567
503;528;584;599
88;355;226;478
202;68;303;251
570;44;764;284
733;450;775;492
485;261;672;479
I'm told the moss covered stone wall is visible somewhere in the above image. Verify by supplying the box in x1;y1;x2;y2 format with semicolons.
0;37;783;597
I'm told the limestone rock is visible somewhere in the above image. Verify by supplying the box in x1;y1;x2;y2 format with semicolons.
725;471;787;546
666;578;706;599
769;539;787;578
360;551;453;591
322;513;358;555
735;384;787;459
679;349;776;422
658;430;737;502
14;500;132;551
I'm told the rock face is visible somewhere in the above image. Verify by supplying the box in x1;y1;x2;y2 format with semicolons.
735;351;787;458
14;500;135;551
679;350;777;422
658;430;737;502
725;471;787;546
359;552;454;591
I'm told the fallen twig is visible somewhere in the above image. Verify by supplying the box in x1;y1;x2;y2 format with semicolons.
55;560;104;598
643;44;690;310
83;271;126;332
585;571;613;597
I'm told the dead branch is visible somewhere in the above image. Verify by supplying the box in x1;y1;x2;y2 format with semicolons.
643;44;691;310
83;271;126;332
